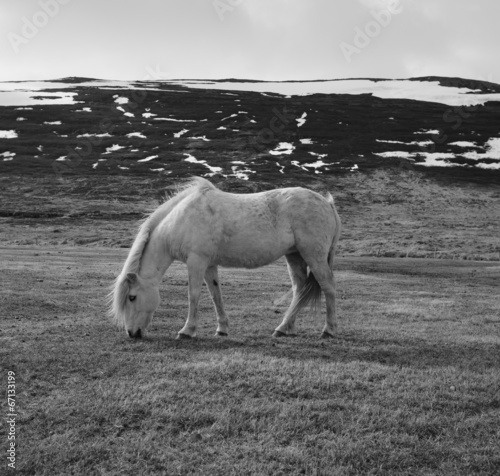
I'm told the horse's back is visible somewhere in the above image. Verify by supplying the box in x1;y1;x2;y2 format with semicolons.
204;186;333;232
161;184;338;268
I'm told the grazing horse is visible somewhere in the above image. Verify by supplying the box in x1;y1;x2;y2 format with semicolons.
109;177;341;339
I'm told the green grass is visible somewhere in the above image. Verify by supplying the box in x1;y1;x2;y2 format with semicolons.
2;248;499;475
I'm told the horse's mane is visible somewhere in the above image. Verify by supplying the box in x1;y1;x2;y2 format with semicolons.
108;177;216;327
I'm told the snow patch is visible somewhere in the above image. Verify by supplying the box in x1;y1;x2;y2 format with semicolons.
184;153;222;176
269;142;295;155
0;91;79;106
449;141;479;148
308;151;328;159
462;138;500;161
1;151;15;161
377;139;434;147
138;155;158;163
296;112;307;127
175;79;500;107
0;130;17;139
153;117;196;122
418;154;457;167
221;114;238;121
230;165;255;180
77;133;112;138
104;144;126;154
174;129;189;138
303;160;328;172
375;151;416;159
375;137;500;168
414;129;440;135
291;161;308;171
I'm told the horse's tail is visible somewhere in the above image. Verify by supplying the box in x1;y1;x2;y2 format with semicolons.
293;271;323;319
280;192;341;319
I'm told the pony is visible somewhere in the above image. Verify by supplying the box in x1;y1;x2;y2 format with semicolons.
108;177;341;339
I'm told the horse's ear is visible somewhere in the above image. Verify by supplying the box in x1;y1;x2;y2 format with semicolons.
126;272;137;284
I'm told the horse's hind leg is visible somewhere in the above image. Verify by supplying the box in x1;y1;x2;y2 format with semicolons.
177;255;209;339
306;260;337;338
204;266;229;337
273;253;307;337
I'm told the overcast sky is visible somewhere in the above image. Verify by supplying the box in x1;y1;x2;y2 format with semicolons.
1;0;499;83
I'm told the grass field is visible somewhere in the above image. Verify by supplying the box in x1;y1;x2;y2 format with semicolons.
2;246;499;475
2;78;500;475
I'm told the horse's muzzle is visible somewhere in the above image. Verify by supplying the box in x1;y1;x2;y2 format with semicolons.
127;329;142;339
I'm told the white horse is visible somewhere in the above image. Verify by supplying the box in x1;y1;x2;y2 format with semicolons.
109;177;341;339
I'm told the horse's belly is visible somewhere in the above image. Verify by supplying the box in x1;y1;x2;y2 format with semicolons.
216;230;295;268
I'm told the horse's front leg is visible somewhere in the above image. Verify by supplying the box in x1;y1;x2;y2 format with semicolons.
204;266;229;336
177;255;208;339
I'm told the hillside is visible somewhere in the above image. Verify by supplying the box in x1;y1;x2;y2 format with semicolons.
1;76;500;181
0;77;499;260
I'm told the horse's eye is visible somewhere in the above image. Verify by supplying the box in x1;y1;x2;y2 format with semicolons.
129;295;136;302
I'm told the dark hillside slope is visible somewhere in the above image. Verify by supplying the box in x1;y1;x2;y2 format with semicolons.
1;77;499;184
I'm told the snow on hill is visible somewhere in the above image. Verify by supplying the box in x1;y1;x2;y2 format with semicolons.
0;77;499;180
3;77;500;107
173;78;500;107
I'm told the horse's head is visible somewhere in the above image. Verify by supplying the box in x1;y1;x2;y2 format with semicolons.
120;272;160;338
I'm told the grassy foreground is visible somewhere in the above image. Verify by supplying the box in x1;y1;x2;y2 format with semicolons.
2;247;500;475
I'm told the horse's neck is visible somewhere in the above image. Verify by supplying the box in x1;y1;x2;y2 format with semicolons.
138;234;173;283
137;186;194;282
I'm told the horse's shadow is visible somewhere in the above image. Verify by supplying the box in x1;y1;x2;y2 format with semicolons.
143;329;500;372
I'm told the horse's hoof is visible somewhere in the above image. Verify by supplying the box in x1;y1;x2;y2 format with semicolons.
176;333;192;340
273;330;287;338
320;331;334;339
215;331;228;337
